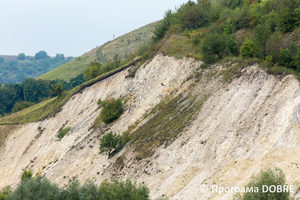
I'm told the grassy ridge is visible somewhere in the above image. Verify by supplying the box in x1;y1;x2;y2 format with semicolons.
38;22;157;82
0;58;141;125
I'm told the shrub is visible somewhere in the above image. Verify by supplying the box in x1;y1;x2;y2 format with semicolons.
99;132;121;158
240;37;254;58
0;186;11;200
57;127;71;141
100;98;123;123
21;169;32;181
9;176;61;200
11;101;34;113
99;179;150;200
233;168;292;200
84;62;102;81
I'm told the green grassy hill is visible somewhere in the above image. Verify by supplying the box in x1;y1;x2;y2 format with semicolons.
38;22;157;82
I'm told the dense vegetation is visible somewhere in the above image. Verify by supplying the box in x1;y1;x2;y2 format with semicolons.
0;74;84;116
0;176;150;200
147;0;300;74
0;51;73;84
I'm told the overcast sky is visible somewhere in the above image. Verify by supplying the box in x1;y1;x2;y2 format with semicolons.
0;0;193;57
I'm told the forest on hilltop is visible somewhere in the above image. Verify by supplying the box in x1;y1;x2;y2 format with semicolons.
0;51;73;84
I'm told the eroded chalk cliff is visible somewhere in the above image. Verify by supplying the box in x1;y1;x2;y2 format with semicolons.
1;54;300;200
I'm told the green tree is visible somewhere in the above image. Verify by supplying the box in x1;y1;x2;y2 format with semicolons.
234;168;291;200
9;176;60;200
34;50;49;60
201;33;229;64
240;37;254;58
224;19;233;35
52;82;64;97
17;53;26;61
113;53;121;68
99;132;121;157
253;24;271;58
84;62;102;81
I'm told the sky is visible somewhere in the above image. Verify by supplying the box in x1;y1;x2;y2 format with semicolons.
0;0;194;57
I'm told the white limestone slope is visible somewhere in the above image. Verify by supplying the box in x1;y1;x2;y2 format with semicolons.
1;55;300;200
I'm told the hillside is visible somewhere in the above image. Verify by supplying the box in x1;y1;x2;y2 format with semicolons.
38;21;157;82
0;55;17;61
2;0;300;199
0;54;300;199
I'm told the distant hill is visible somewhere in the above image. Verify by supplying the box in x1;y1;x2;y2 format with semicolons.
0;51;73;84
0;55;18;61
38;21;158;82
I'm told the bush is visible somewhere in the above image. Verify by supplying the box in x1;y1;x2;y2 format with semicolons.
21;169;32;181
99;179;150;200
9;176;61;200
57;127;71;141
0;186;11;200
240;37;254;58
234;168;292;200
11;101;34;113
100;98;123;123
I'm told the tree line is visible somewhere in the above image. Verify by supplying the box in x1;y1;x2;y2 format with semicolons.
0;51;73;84
0;74;84;116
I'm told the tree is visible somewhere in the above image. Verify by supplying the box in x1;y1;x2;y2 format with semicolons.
224;19;233;35
240;37;254;58
113;53;120;68
99;132;120;157
201;33;229;64
17;53;26;61
234;168;291;200
9;176;61;200
34;50;49;60
84;62;102;81
253;24;271;58
0;57;4;64
52;82;64;97
54;53;64;61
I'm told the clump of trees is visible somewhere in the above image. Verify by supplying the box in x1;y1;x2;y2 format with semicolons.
0;50;73;84
0;175;150;200
0;74;85;116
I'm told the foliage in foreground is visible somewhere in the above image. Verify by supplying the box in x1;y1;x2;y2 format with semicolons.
234;168;292;200
0;176;150;200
